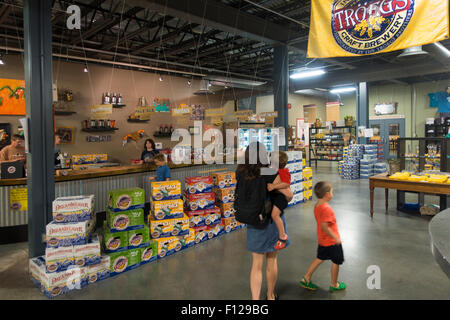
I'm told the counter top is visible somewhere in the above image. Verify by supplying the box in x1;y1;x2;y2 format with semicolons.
429;208;450;279
0;160;233;186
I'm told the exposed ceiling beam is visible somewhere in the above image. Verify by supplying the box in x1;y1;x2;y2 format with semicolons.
0;2;13;25
291;61;450;91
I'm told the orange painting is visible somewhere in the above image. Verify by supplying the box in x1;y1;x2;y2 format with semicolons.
0;79;25;115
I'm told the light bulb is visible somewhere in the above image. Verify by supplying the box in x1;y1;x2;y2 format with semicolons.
159;75;163;81
83;66;88;72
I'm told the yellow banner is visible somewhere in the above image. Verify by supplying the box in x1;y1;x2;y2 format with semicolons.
307;0;449;58
90;104;112;119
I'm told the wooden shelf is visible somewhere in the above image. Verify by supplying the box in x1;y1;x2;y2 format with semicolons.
153;132;172;138
82;127;119;133
55;111;77;116
127;119;149;123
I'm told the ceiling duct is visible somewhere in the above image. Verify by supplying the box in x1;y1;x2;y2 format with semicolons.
397;46;429;60
203;75;266;89
194;79;215;95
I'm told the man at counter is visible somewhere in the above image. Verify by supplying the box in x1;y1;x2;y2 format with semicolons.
0;134;26;164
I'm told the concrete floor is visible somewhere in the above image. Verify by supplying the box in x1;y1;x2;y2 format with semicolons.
1;165;449;300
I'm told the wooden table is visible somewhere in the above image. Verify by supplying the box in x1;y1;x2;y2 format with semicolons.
369;174;450;218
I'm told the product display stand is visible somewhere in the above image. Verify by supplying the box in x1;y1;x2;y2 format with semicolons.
309;126;355;167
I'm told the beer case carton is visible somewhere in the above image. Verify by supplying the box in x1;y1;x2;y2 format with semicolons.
153;236;178;259
128;248;141;271
211;172;236;189
46;218;95;248
102;222;128;253
44;246;74;273
213;187;235;203
185;207;221;228
291;172;302;183
73;234;101;267
29;256;87;298
52;195;95;223
107;251;130;277
210;223;224;238
174;228;195;250
150;180;181;201
149;214;189;239
291;182;303;194
127;225;150;249
303;180;313;190
185;176;213;194
72;154;94;165
218;202;236;218
285;163;296;173
183;192;215;211
106;207;145;232
222;217;238;233
86;255;110;284
193;225;214;244
293;161;303;173
92;153;107;163
139;242;158;265
108;187;145;212
151;199;184;220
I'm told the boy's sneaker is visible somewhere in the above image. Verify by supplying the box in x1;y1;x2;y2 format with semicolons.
274;235;288;250
329;282;346;292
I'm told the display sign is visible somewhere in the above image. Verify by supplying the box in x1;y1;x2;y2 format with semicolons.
374;103;397;115
90;104;112;119
10;188;28;211
133;106;153;120
172;104;192;116
308;0;449;58
259;111;278;118
205;107;225;118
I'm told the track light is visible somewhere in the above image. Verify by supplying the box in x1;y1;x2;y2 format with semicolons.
83;65;88;72
0;54;4;65
187;80;192;86
159;75;163;81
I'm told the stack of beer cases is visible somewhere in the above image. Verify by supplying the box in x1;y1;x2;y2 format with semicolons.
286;151;304;207
104;187;156;276
148;181;191;259
29;195;109;298
212;171;245;234
184;176;222;243
303;167;313;201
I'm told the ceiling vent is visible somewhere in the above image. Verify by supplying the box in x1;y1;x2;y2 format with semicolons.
397;46;429;60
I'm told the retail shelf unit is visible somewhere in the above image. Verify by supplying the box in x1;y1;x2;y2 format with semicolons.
425;123;449;138
309;126;355;167
397;137;449;172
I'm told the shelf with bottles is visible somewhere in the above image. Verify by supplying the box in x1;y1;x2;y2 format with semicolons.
101;92;126;108
153;124;174;138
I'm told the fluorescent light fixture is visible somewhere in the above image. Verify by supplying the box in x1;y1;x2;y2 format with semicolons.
290;69;326;79
330;87;356;94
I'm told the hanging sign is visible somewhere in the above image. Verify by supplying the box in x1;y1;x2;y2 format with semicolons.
90;104;112;119
307;0;449;58
172;104;192;116
205;107;225;118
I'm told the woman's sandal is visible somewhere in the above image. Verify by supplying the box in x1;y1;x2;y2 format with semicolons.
299;277;318;291
329;281;346;292
274;236;288;250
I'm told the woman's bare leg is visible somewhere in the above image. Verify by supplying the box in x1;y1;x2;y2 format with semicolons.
250;252;265;300
266;251;278;300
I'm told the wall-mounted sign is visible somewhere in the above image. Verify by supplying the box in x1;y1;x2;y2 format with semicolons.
56;127;74;144
10;188;27;211
86;135;111;142
205;107;225;118
90;104;112;119
0;79;25;115
259;111;278;118
374;103;397;115
172;104;192;116
133;106;153;120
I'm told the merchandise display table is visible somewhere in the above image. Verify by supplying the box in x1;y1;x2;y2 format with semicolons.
369;174;450;218
429;208;450;279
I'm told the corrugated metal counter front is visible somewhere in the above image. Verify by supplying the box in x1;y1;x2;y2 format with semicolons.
0;163;237;228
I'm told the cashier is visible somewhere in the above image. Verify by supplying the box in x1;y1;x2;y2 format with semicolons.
0;134;26;164
140;139;159;164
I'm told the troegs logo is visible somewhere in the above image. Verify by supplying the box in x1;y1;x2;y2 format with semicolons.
331;0;414;55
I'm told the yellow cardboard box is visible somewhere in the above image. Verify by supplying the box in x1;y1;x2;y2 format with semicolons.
150;180;181;201
148;214;189;239
151;199;184;220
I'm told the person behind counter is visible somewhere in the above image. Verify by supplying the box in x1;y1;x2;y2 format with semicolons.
0;134;26;164
140;138;159;164
149;153;171;181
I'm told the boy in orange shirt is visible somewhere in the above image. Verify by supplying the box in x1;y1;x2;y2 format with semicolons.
299;181;346;292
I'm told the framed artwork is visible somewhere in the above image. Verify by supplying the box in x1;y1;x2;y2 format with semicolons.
0;79;26;115
56;126;74;144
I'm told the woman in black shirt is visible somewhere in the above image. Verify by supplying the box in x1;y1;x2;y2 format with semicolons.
140;139;159;164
